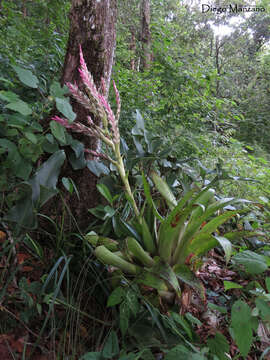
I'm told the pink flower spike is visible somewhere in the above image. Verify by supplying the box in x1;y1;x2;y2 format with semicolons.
51;116;72;128
87;116;94;125
84;149;109;160
79;44;87;70
78;45;99;101
66;82;91;110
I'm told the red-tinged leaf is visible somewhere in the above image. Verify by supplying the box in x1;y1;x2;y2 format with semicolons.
0;231;6;242
22;266;34;272
17;253;31;264
199;210;242;235
10;336;25;353
200;221;207;228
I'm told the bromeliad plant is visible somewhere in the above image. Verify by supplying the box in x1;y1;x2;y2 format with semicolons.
53;47;262;306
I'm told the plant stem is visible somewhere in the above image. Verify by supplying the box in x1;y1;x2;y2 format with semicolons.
114;142;140;218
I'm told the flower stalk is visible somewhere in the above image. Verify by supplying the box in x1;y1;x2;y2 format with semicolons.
52;45;139;218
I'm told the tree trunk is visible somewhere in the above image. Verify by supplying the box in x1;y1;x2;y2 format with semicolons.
215;36;221;98
22;0;27;18
140;0;151;69
130;27;136;71
42;0;117;231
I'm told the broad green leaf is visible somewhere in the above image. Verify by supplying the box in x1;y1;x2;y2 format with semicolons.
103;205;116;218
12;65;39;88
62;177;73;194
255;298;270;323
201;197;251;223
87;160;110;177
70;140;84;158
5;100;32;116
214;236;232;264
176;209;238;263
97;183;113;204
179;233;216;263
132;134;145;155
50;81;68;98
6;128;19;137
29;150;65;206
207;332;230;360
50;120;67;144
107;286;125;307
233;250;268;274
132;110;145;134
231;300;253;358
158;189;196;262
42;139;59;153
151;171;177;210
135;110;145;132
0;90;20;102
15;158;32;180
199;210;239;235
4;195;36;229
55;97;76;122
69;150;86;170
224;281;243;291
102;330;119;359
0;138;17;152
0;139;31;179
89;205;107;220
189;188;215;222
34;150;65;190
25;132;37;144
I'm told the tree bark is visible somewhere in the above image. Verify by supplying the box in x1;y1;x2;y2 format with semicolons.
130;27;136;71
42;0;117;231
22;0;27;18
140;0;151;69
215;36;221;98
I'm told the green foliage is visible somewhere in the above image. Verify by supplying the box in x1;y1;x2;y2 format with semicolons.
232;250;269;274
4;150;66;231
207;332;230;360
92;173;263;308
1;1;270;358
231;300;253;358
0;0;70;81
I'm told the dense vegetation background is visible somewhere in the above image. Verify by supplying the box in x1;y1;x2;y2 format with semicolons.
0;0;270;359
